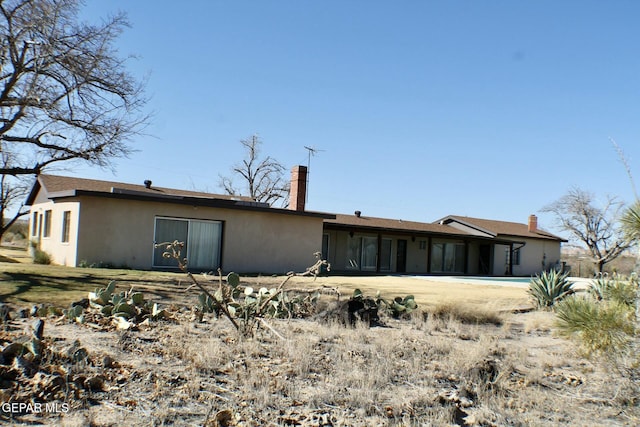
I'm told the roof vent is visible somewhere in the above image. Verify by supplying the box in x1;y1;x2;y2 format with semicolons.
144;180;152;189
354;210;361;218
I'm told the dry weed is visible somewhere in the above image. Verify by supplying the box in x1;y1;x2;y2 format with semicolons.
4;300;638;426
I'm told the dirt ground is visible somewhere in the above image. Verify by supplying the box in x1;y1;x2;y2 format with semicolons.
1;280;638;426
0;246;638;426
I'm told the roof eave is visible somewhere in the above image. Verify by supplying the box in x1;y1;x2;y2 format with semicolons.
24;176;44;206
497;232;568;243
437;215;497;237
40;189;335;219
324;222;496;241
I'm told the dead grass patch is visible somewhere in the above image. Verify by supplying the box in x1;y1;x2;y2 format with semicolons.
426;301;506;326
2;304;638;426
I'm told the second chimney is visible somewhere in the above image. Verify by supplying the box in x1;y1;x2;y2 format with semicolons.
528;214;538;233
289;165;307;211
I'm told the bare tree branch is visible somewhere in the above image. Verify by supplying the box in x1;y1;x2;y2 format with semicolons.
0;0;149;177
0;150;31;239
218;135;290;207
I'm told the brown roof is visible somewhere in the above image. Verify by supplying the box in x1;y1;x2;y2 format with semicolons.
441;215;566;242
26;174;335;219
325;213;566;243
325;213;474;237
33;174;254;202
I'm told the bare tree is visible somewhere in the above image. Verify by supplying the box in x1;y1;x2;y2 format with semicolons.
542;187;634;273
0;151;30;240
219;135;289;207
0;0;148;177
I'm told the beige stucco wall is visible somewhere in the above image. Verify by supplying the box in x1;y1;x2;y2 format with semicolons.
406;237;428;273
29;193;324;273
29;201;80;266
71;196;323;273
494;239;562;276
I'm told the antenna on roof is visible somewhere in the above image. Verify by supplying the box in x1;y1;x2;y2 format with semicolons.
303;145;325;205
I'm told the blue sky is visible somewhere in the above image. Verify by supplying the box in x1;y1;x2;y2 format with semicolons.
65;0;640;235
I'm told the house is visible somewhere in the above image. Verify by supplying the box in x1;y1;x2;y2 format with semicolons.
25;165;565;276
25;166;334;273
322;212;566;276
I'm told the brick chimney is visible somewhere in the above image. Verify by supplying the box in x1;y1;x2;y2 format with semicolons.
289;165;307;211
528;214;538;233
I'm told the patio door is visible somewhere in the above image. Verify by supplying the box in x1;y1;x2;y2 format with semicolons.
153;217;222;270
361;237;378;271
430;242;465;273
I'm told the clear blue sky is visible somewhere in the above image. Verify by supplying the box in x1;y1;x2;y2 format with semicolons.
65;0;640;235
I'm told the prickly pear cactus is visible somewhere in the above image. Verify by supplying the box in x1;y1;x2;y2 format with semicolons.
63;304;84;321
131;292;145;306
226;272;240;288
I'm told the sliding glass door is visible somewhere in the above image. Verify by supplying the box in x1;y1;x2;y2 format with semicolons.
188;220;222;270
153;217;222;270
430;242;465;273
153;218;189;267
345;235;393;272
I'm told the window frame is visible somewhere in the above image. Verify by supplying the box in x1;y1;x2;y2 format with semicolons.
61;211;71;243
42;210;52;238
512;248;521;266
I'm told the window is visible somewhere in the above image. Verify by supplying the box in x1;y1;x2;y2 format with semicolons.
61;211;71;243
153;217;222;270
43;210;52;238
419;240;427;250
361;237;377;271
31;212;38;237
346;235;362;269
506;248;521;266
380;239;392;271
430;242;465;273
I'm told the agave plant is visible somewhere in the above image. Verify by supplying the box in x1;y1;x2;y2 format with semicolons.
528;270;574;309
588;272;611;301
589;272;638;307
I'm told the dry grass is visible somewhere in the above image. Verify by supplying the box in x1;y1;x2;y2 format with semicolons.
5;295;639;426
426;301;506;326
2;244;638;426
0;243;530;313
285;275;531;312
144;311;637;426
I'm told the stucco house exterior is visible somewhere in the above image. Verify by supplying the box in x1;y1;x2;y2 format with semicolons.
25;165;565;276
25;166;333;273
322;212;566;276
